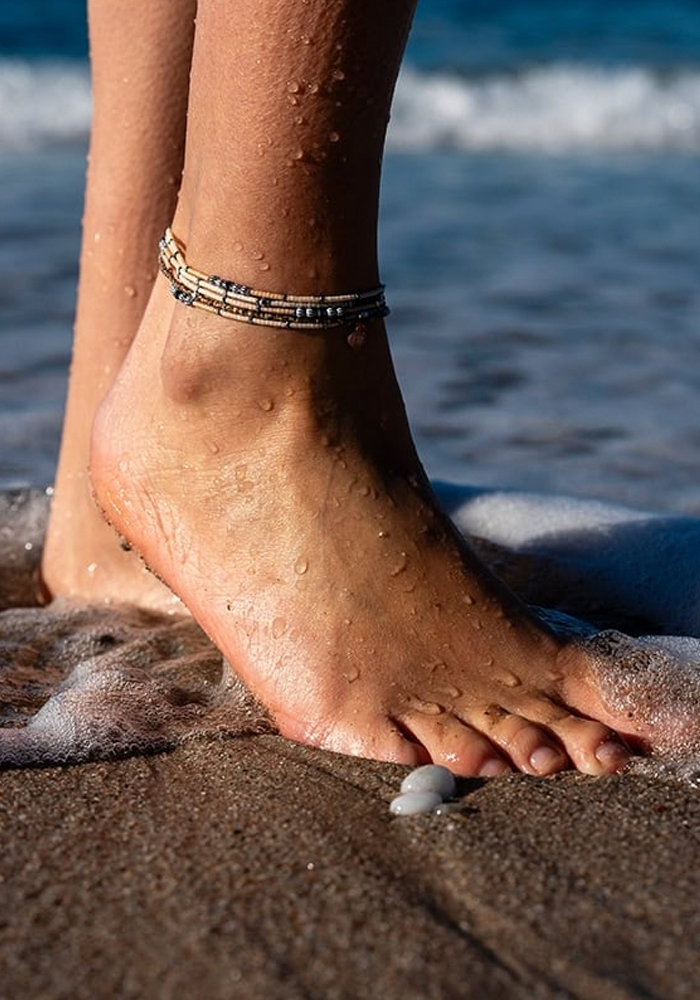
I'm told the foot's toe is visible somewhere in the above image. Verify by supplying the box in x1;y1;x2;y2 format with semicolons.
318;715;431;768
474;705;569;776
400;711;512;778
549;715;631;775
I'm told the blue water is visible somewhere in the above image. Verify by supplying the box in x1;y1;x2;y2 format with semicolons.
1;0;700;512
4;0;700;66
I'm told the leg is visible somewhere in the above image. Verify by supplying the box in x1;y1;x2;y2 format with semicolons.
91;0;634;776
41;0;195;610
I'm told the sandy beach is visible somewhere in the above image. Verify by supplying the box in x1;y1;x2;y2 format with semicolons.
1;488;700;1000
2;736;699;999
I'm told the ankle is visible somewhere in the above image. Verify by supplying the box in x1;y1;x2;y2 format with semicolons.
158;291;404;424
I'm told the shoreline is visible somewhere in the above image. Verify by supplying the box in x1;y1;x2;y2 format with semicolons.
1;736;698;999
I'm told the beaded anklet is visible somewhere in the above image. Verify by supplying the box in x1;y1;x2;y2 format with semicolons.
158;228;389;349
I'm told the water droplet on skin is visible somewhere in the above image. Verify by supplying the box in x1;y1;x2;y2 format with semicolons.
463;594;475;606
272;617;287;639
288;96;300;106
24;541;33;552
472;619;483;630
331;69;345;81
344;666;360;683
407;695;443;715
292;149;305;161
389;552;408;577
252;249;265;260
433;684;462;700
309;82;320;94
295;115;306;126
328;131;340;143
260;262;270;272
124;285;136;298
378;530;389;539
233;241;243;252
294;557;309;575
260;398;274;412
87;562;98;575
205;438;220;455
499;671;522;688
287;81;301;93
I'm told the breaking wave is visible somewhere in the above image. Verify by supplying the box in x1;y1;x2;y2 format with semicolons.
2;58;700;155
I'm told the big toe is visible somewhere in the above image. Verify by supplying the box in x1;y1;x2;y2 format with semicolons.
307;714;432;768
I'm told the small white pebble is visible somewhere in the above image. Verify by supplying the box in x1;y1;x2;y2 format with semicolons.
400;764;457;800
389;791;442;816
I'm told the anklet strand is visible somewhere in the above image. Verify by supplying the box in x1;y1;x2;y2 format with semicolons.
158;228;388;348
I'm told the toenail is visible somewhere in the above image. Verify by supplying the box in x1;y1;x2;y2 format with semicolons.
479;757;511;778
529;745;565;775
595;739;630;770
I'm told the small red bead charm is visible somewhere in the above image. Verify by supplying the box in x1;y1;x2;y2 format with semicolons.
347;321;366;349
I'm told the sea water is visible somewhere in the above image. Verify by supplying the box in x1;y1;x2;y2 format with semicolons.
2;0;700;512
1;1;700;774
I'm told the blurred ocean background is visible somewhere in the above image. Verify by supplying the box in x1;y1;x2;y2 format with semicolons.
1;0;700;513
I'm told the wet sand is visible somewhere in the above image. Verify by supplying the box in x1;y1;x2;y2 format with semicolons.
1;489;700;1000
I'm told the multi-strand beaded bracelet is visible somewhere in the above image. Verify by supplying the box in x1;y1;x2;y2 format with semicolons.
158;228;389;349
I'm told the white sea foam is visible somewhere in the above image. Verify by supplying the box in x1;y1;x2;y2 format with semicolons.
3;58;700;155
440;484;700;638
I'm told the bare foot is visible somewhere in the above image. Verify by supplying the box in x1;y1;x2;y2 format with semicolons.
90;280;636;776
41;471;185;613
